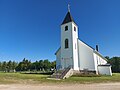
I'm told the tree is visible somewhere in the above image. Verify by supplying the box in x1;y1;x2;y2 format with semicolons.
31;61;39;71
2;61;7;72
0;62;2;71
7;60;12;72
39;60;44;71
43;59;51;71
51;61;56;69
107;56;120;73
111;57;120;73
16;58;31;71
12;61;18;72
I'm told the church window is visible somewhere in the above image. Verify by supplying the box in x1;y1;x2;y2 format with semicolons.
65;39;69;49
65;26;68;31
74;26;76;32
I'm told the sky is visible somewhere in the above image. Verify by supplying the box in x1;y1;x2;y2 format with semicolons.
0;0;120;62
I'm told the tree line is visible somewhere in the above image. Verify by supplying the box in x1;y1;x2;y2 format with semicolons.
0;58;56;72
0;56;120;73
106;56;120;73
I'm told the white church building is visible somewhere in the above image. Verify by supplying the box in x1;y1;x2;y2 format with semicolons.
55;10;112;76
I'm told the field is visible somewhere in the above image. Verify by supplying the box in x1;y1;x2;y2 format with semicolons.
0;72;120;84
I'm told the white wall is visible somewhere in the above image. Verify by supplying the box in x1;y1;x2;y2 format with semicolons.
93;52;107;72
56;49;61;70
98;56;107;65
98;65;112;76
95;52;107;65
78;40;96;71
93;53;98;72
93;52;112;75
71;23;79;70
93;53;107;70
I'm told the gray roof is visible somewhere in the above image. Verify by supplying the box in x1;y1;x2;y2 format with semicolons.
79;39;95;50
61;11;75;25
55;47;61;55
93;50;108;61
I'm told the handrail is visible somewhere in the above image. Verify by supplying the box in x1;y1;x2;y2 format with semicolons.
51;65;73;79
59;65;72;79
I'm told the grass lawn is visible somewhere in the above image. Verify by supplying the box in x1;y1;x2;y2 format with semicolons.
66;73;120;83
0;72;120;84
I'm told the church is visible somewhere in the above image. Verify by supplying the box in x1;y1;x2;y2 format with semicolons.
55;9;112;76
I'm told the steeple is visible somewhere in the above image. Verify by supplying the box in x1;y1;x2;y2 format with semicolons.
61;4;75;25
68;4;70;12
60;5;79;70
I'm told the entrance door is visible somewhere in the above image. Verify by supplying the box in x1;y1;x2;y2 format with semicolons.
64;58;71;68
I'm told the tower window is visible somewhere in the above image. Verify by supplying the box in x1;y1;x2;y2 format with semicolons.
74;26;76;32
65;39;69;49
65;26;68;31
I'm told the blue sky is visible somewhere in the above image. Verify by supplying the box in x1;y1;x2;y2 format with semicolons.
0;0;120;62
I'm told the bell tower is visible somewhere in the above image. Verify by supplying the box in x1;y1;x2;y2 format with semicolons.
60;8;79;70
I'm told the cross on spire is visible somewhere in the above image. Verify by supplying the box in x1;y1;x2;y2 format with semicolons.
68;4;70;12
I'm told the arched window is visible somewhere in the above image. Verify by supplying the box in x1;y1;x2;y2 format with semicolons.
65;26;68;31
65;39;69;49
74;26;76;32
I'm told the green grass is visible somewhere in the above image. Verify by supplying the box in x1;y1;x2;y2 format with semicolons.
0;72;120;84
0;72;49;84
65;73;120;84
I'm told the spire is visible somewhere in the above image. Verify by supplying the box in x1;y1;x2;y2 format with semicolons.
61;4;75;25
68;4;70;12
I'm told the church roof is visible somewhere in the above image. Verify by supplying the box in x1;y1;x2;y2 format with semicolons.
93;50;108;61
61;11;75;25
55;47;61;55
79;39;95;50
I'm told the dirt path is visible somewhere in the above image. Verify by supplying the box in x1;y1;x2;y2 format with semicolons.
0;83;120;90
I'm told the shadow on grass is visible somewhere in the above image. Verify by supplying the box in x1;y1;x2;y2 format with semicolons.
20;72;54;75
